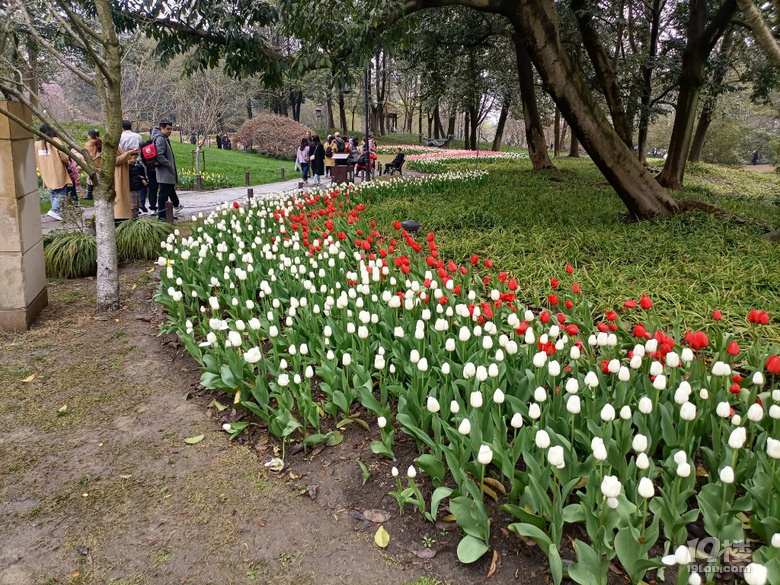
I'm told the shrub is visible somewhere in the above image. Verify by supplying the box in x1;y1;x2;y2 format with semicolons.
234;115;311;161
43;231;97;279
115;219;175;260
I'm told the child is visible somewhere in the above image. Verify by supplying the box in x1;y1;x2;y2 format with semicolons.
129;159;149;218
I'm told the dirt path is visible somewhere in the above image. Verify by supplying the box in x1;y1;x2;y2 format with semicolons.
0;265;427;585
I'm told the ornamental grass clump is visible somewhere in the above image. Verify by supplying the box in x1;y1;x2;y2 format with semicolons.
115;219;175;260
43;231;97;278
155;171;780;585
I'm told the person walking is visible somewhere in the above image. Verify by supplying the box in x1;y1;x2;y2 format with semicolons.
34;125;72;221
311;135;325;185
324;135;336;177
114;144;139;221
296;138;310;183
84;129;102;200
119;120;143;152
152;120;180;220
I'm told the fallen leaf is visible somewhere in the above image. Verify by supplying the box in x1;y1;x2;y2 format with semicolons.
441;514;456;522
481;484;498;501
71;571;80;578
487;549;500;578
374;525;390;549
93;316;108;321
363;509;391;524
326;431;343;446
264;458;284;472
208;399;228;412
233;390;241;404
21;374;35;383
184;434;204;445
57;404;68;415
289;471;299;480
146;267;155;273
119;474;132;479
413;549;437;559
483;477;507;495
695;464;709;478
76;545;89;555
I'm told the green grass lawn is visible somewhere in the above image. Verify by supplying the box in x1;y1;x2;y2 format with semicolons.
362;157;780;342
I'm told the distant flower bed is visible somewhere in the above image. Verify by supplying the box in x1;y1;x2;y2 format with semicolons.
406;150;529;173
375;145;439;155
178;170;231;190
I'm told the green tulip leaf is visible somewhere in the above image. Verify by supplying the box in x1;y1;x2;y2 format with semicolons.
456;535;489;564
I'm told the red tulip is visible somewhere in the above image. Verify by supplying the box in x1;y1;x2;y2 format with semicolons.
426;232;435;242
727;342;740;356
605;311;618;322
233;201;240;209
484;258;493;268
766;355;780;374
624;299;638;309
564;300;573;309
712;310;723;321
729;383;741;394
550;278;559;290
548;294;559;306
508;278;518;291
565;264;574;274
540;311;551;324
393;220;402;230
640;295;653;310
572;283;581;294
687;331;709;351
633;324;646;338
470;254;479;264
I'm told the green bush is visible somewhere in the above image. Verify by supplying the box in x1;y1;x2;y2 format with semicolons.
115;219;174;260
43;231;97;279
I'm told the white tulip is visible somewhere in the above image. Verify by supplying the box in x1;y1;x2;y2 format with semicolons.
463;362;476;379
426;396;440;413
377;416;387;428
766;437;780;459
630;355;643;369
493;388;505;404
528;403;541;419
458;418;471;435
620;405;632;420
601;404;616;422
417;358;429;372
535;429;551;449
470;391;483;408
277;373;290;387
728;427;747;449
441;362;451;375
407;466;417;479
699;388;709;400
228;330;242;347
653;374;667;390
566;395;581;414
565;378;579;394
677;462;692;477
771;405;780;420
674;450;688;465
681;348;694;362
744;563;768;585
632;434;648;453
392;466;399;477
533;352;547;368
600;475;622;498
638;396;653;414
747;403;764;422
636;453;650;470
649;361;663;377
488;363;499;378
342;353;352;367
618;367;630;382
458;326;471;342
752;371;765;385
476;365;488;382
680;401;697;421
445;338;456;352
548;360;561;376
548;445;565;469
570;346;581;360
592;439;608;461
719;466;735;484
674;545;692;565
534;387;547;403
477;444;493;465
716;401;731;418
771;533;780;548
410;349;420;364
510;413;524;429
666;352;680;368
449;400;460;414
638;477;655;498
689;574;702;585
244;347;263;364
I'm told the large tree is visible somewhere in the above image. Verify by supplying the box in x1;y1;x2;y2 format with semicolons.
0;0;125;311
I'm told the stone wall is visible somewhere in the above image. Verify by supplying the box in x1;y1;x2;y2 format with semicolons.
0;100;48;331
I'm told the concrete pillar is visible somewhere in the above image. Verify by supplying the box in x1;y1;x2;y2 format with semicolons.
0;101;48;331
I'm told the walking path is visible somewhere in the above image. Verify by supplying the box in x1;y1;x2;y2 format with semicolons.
39;175;365;234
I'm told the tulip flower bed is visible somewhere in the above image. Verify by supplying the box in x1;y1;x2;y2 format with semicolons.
376;144;439;155
156;172;780;585
405;150;529;174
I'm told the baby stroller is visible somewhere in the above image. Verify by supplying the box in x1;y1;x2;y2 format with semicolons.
355;152;377;178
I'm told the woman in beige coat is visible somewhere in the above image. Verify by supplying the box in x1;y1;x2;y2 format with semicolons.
324;135;336;177
114;147;138;221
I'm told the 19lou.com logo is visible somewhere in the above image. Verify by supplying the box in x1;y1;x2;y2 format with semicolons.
686;537;753;574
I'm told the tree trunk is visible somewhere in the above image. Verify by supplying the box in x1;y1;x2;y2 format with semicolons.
514;34;556;170
469;105;478;148
657;0;736;188
505;1;678;219
94;0;122;311
418;102;423;137
246;97;253;119
464;110;471;150
688;28;734;163
338;91;348;133
427;113;433;139
327;95;335;133
568;132;580;157
553;108;561;157
492;96;509;151
447;113;456;140
636;0;662;165
571;0;634;148
433;104;445;139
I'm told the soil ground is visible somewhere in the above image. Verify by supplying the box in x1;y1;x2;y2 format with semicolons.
0;263;606;585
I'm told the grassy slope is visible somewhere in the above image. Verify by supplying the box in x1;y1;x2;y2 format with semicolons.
362;158;780;341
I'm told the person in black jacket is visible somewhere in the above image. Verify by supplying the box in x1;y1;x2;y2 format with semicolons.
310;135;326;185
382;148;405;175
129;159;149;218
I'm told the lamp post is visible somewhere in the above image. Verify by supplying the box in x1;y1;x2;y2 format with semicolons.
315;106;322;131
364;68;371;182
